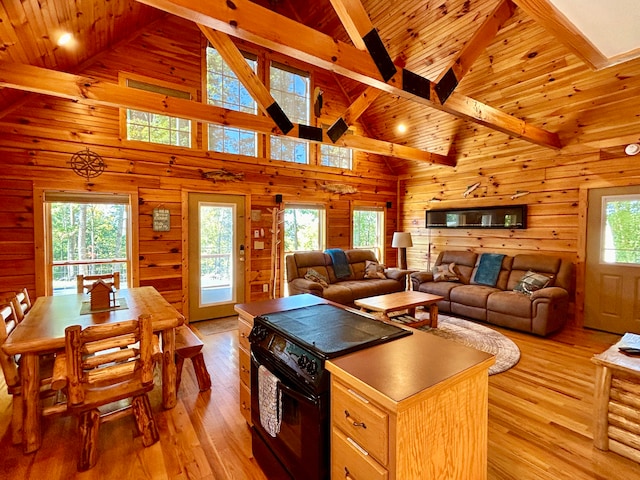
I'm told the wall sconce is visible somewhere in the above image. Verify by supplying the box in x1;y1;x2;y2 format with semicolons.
392;232;413;269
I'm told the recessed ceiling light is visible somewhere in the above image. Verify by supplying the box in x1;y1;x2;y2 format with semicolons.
397;123;407;134
625;143;640;156
57;32;72;47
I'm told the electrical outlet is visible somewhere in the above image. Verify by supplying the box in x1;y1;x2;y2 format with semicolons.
262;284;269;293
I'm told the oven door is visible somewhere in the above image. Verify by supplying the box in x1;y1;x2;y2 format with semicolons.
251;349;329;480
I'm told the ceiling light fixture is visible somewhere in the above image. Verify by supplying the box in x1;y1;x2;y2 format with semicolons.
625;144;640;156
397;123;407;134
57;32;72;47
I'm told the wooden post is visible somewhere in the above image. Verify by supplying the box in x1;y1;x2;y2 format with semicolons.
21;353;41;453
593;364;612;450
162;327;177;409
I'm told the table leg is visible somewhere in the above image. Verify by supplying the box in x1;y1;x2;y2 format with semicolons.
593;365;612;450
407;307;416;318
429;303;439;328
162;327;177;409
21;353;42;453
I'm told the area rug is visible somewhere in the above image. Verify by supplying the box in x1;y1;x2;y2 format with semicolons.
415;312;520;375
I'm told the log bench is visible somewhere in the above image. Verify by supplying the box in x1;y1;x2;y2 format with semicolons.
175;325;212;392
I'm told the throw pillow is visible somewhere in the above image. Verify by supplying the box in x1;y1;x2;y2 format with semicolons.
304;268;329;288
433;262;459;282
514;270;553;296
364;260;386;279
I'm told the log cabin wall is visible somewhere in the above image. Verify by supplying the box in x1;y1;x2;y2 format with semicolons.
395;12;640;327
0;17;399;316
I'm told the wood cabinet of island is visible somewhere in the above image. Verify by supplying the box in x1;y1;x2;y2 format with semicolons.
327;328;495;480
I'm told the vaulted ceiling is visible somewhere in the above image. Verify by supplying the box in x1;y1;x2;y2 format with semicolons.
1;0;639;171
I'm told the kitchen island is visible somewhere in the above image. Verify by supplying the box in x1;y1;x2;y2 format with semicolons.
235;294;494;480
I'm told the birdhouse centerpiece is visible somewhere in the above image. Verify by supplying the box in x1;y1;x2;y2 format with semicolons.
88;279;117;311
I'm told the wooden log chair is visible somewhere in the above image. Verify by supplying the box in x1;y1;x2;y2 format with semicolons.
0;287;32;323
76;272;120;294
175;325;212;393
58;314;160;471
0;300;66;445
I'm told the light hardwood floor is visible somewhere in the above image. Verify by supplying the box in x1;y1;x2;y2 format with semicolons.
1;318;640;479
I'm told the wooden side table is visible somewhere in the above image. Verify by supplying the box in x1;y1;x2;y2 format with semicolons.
592;342;640;463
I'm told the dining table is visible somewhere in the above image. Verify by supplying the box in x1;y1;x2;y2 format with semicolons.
2;286;184;453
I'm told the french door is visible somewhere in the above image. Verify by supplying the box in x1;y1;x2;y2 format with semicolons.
188;193;245;321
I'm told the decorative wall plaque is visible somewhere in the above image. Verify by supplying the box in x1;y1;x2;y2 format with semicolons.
152;208;171;232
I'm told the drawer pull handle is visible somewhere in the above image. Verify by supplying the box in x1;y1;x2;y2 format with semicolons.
344;410;367;429
241;365;249;373
344;466;354;479
347;388;370;404
346;436;369;456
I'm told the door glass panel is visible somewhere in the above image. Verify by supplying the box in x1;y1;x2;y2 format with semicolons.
601;195;640;265
200;202;235;305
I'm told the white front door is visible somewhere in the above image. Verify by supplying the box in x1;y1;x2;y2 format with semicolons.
188;193;245;321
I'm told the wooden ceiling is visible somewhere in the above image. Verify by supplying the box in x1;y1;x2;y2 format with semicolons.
1;0;639;169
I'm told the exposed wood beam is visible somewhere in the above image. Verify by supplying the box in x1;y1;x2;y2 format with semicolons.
327;86;382;142
328;0;369;51
0;62;454;166
199;25;293;134
135;0;561;149
435;0;517;101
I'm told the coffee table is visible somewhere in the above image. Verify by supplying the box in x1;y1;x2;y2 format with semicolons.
355;291;444;328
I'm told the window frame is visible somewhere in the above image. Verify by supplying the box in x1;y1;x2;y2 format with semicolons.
119;72;197;149
269;61;311;164
282;203;327;254
35;187;139;297
600;194;640;265
204;45;259;156
351;203;386;263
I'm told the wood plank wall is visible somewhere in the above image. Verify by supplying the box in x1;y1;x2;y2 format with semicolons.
399;144;640;325
0;17;399;315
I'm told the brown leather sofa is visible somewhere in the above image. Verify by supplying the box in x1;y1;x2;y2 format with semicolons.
285;249;409;306
410;251;573;336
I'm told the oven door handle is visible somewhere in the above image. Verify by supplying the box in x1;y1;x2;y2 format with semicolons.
276;378;319;406
251;352;320;406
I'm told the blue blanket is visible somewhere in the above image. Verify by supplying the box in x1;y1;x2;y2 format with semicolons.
474;253;505;287
325;249;351;279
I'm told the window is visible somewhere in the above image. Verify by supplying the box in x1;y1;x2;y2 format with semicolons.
283;205;326;253
320;144;352;169
44;193;131;295
601;195;640;264
352;207;385;262
206;46;258;155
270;62;310;164
122;75;194;148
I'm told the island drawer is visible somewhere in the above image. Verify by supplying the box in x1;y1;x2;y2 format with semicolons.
238;317;252;351
332;379;388;466
332;427;387;480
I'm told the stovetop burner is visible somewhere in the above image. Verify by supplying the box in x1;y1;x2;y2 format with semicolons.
256;303;412;359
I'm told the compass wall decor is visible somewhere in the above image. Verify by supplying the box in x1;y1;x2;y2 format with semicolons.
69;148;105;180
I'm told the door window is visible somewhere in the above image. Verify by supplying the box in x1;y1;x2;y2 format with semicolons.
601;195;640;264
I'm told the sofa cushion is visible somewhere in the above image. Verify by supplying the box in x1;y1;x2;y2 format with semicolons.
321;284;357;305
450;284;500;308
436;251;477;284
507;254;561;290
433;263;459;282
344;279;403;299
304;268;329;288
416;280;459;300
513;270;553;296
364;260;386;279
487;290;532;318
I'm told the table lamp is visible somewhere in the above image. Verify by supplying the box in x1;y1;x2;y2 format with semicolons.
392;232;412;269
